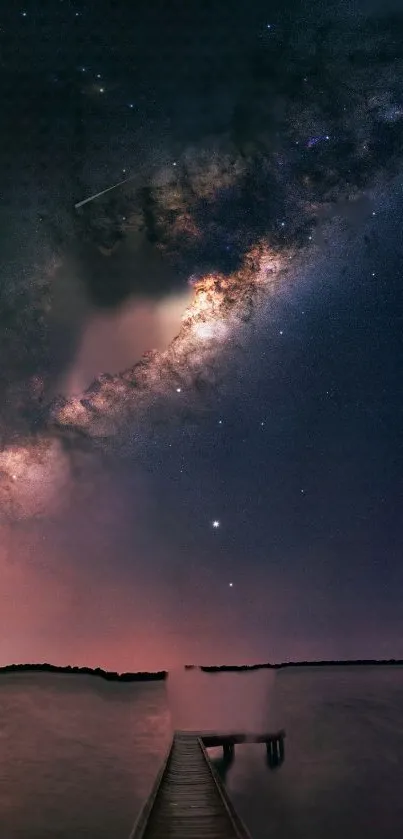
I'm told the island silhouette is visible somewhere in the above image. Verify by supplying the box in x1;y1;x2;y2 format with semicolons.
186;659;403;672
0;663;167;681
1;660;402;682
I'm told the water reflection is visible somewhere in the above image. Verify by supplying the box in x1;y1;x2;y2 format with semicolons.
167;666;278;733
0;673;171;839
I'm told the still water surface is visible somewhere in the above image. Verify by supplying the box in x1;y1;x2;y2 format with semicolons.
0;666;402;838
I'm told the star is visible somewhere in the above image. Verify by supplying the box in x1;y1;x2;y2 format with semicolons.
229;582;233;587
212;520;220;528
176;387;182;393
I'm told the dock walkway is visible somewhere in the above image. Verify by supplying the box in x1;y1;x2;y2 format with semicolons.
130;732;252;839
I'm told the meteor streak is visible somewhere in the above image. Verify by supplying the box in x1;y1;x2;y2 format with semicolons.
74;174;137;209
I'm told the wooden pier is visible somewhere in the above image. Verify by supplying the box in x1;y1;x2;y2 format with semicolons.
130;729;285;839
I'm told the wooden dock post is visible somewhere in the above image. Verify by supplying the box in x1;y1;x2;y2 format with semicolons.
266;733;285;767
223;741;235;761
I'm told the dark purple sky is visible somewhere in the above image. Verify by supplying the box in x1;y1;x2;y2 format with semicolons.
0;0;402;670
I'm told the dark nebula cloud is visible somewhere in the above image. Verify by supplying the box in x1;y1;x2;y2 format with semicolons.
73;230;183;309
68;11;403;276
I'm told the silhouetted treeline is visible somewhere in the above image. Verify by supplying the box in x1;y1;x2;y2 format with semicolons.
188;659;403;673
0;663;167;681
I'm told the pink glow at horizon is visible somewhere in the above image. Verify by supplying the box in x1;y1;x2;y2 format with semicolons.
0;513;311;672
1;510;392;672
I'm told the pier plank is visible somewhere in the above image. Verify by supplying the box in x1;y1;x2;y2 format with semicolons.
130;732;252;839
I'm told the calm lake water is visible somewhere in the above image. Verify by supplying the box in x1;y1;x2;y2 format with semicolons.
0;666;402;838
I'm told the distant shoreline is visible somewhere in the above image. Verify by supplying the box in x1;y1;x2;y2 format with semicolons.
186;659;403;672
0;663;167;682
1;660;402;683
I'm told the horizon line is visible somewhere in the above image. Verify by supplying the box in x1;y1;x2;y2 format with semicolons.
1;657;403;677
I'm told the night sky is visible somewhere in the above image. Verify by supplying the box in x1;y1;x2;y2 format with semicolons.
0;0;402;670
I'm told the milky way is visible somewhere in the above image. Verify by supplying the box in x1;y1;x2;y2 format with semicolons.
2;12;403;520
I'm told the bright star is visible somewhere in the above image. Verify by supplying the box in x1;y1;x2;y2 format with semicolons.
229;582;233;587
212;520;220;528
